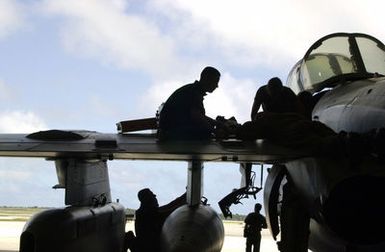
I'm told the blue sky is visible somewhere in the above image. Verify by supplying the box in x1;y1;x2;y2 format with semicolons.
0;0;384;215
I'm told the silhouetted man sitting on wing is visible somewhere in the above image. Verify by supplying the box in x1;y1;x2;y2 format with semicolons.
158;66;221;140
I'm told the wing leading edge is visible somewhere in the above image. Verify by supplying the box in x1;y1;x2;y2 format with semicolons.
0;130;310;163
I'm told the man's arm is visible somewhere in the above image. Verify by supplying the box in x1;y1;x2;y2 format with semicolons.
243;214;251;237
159;193;187;215
191;108;217;131
251;89;263;121
244;213;251;224
284;87;306;115
262;215;267;229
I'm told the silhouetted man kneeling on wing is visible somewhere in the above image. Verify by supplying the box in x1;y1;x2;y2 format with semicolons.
251;77;303;120
158;66;221;140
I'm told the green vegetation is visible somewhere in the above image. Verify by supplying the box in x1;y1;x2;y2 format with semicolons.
219;213;245;221
125;208;135;216
0;207;245;222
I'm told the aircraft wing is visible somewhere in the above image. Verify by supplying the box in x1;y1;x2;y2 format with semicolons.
0;129;310;163
0;129;310;252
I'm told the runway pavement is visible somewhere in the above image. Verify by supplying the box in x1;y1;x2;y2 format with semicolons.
0;220;280;252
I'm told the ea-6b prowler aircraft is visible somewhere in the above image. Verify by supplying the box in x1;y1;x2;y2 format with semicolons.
263;32;385;252
1;32;385;252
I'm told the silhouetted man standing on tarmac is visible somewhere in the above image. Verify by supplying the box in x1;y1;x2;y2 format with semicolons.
244;203;267;252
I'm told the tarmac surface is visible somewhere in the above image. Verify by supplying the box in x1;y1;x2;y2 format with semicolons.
0;220;280;252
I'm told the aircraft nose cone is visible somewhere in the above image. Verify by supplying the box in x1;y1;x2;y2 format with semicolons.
160;204;224;252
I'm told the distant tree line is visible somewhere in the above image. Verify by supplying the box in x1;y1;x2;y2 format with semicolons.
219;213;245;221
125;208;245;221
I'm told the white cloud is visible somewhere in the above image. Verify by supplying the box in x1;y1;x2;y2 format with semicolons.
109;161;188;209
151;0;385;68
136;65;210;116
204;73;256;123
0;80;15;101
87;94;121;118
140;79;181;110
141;71;259;124
0;0;24;39
36;0;385;79
0;111;47;133
149;0;308;67
0;157;63;207
0;169;31;182
40;0;180;77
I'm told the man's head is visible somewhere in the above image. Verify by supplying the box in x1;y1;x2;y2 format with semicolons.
138;188;159;208
199;66;221;93
254;203;262;213
266;77;283;96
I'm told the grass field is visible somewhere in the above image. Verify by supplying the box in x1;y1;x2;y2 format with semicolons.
0;207;48;222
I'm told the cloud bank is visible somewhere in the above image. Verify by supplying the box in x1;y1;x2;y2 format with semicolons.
0;111;47;133
0;0;25;39
40;0;180;78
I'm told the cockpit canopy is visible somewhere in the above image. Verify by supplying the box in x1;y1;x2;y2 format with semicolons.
287;33;385;94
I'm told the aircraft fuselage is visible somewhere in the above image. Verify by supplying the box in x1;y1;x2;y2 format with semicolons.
314;77;385;133
283;77;385;251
